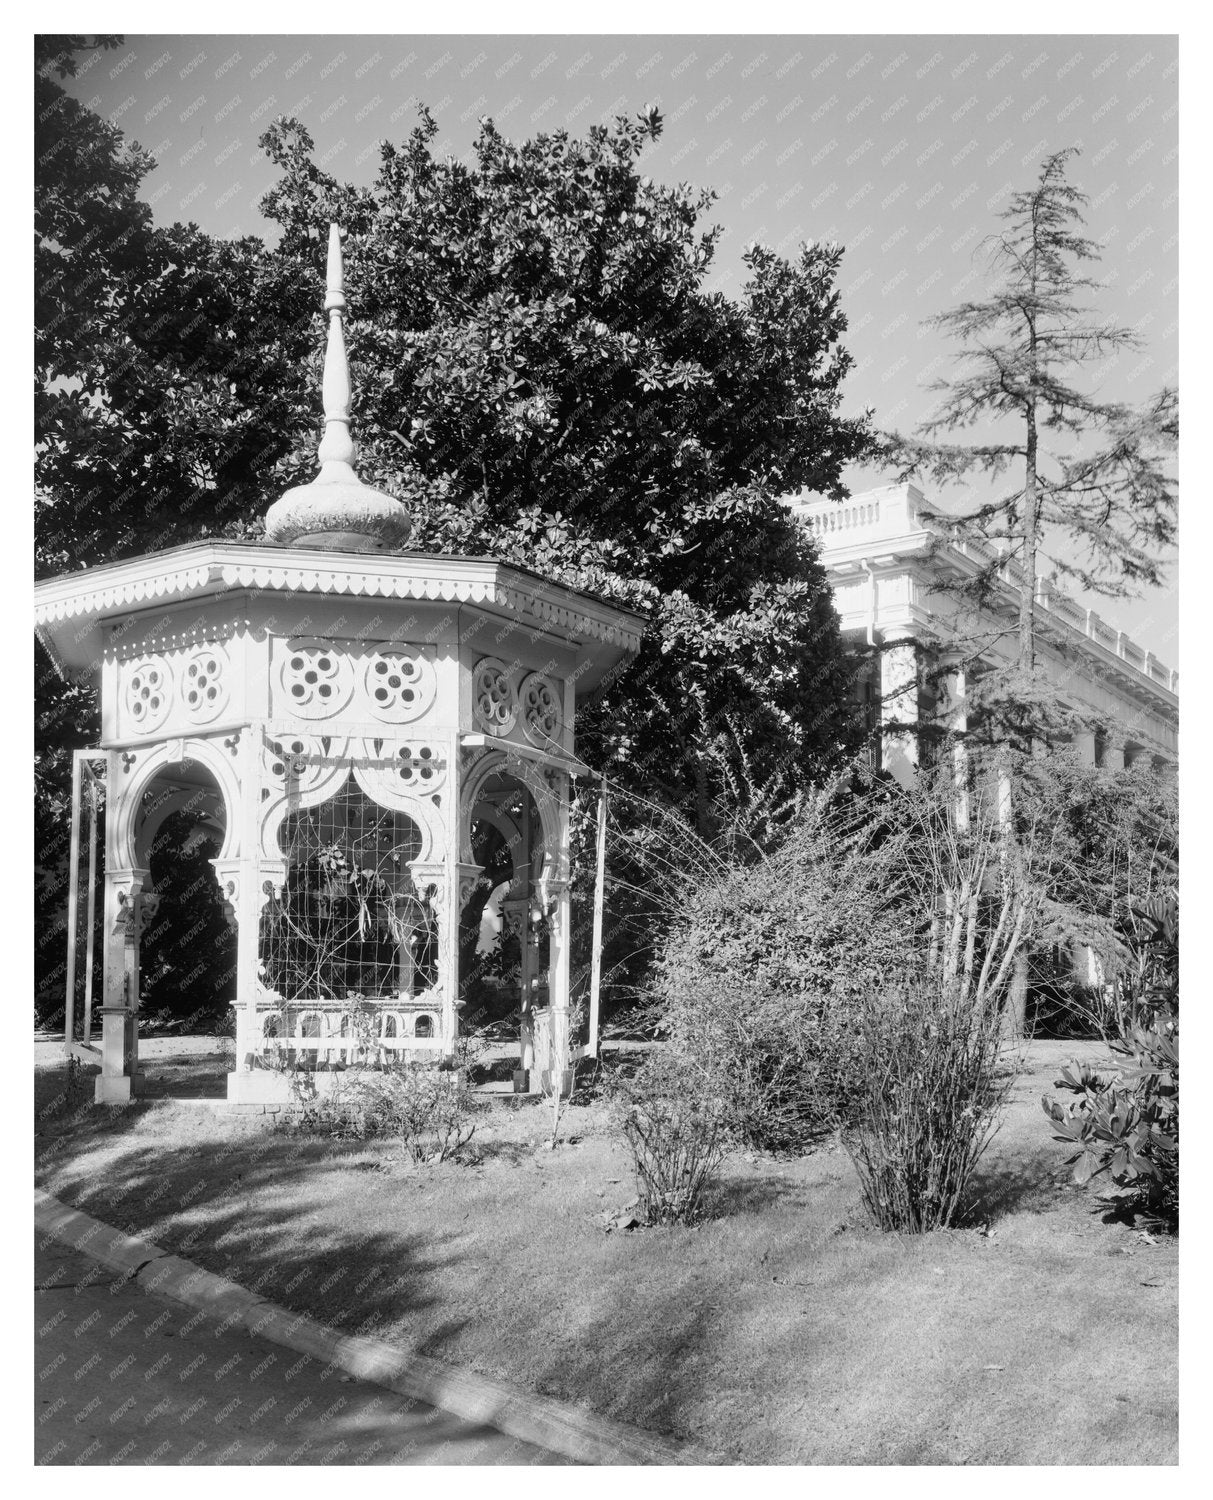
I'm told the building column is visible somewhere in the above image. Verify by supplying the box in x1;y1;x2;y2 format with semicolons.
880;629;920;788
1071;731;1097;766
939;659;970;832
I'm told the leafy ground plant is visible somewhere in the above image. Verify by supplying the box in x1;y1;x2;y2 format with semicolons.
1043;892;1178;1222
291;1063;484;1163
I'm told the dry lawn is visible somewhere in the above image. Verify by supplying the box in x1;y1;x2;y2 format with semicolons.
33;1037;1177;1464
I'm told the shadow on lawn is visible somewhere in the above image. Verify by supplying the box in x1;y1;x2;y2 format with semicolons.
34;1057;735;1449
35;1060;465;1341
710;1174;821;1218
959;1149;1060;1224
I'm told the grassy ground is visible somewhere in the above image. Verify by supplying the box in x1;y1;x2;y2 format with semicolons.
33;1037;1177;1465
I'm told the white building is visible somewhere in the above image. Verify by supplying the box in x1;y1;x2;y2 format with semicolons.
786;484;1178;785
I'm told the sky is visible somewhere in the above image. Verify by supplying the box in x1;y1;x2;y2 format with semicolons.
56;29;1179;662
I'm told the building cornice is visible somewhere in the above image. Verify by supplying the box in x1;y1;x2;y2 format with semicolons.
789;485;1178;718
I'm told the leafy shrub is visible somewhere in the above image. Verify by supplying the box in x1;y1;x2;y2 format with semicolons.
842;978;1015;1232
1017;755;1177;1039
1043;892;1178;1222
292;1064;483;1163
611;1050;731;1225
650;795;916;1152
648;768;1039;1157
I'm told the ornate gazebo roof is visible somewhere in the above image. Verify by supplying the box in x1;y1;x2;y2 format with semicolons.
35;542;644;690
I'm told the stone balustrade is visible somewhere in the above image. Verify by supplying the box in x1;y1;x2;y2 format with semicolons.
788;483;1177;698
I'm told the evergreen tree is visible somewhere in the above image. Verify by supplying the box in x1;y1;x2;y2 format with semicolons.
883;147;1176;749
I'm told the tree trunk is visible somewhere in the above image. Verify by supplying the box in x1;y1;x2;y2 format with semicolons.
1005;275;1041;1035
1020;390;1039;671
995;752;1028;1037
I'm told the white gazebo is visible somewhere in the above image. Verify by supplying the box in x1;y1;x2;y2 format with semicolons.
36;226;642;1105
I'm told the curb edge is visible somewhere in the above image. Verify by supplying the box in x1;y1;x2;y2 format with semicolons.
34;1189;708;1466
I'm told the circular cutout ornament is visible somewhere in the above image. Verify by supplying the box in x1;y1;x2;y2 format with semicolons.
364;649;435;723
124;657;171;734
276;640;354;718
472;657;518;735
520;672;563;748
181;645;229;723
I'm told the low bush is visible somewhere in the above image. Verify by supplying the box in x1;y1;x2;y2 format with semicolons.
611;1050;731;1225
842;978;1015;1233
291;1064;484;1163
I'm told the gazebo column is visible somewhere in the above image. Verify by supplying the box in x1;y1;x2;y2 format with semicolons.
395;907;418;998
543;876;574;1096
503;896;536;1076
536;768;573;1095
453;864;482;1049
213;854;272;1085
96;869;155;1103
408;859;476;1057
219;725;271;1099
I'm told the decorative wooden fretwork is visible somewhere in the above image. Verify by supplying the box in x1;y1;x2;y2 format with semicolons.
276;640;355;718
364;648;436;723
520;671;562;748
472;657;518;735
180;645;229;723
124;657;171;733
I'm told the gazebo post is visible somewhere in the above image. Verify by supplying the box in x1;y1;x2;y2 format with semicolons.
547;877;573;1094
503;896;534;1080
96;864;151;1103
82;759;101;1044
63;750;83;1053
228;729;264;1083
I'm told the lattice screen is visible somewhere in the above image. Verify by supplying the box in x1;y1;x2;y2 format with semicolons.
259;782;437;1004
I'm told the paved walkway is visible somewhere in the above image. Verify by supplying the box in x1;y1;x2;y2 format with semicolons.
35;1233;567;1466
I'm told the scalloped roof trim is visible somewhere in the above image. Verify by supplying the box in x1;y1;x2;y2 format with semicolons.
34;552;643;650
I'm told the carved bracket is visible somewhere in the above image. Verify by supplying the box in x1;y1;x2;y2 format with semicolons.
109;871;150;938
211;860;242;928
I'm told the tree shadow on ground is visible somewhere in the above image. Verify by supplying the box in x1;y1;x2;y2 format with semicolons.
469;1138;534;1167
956;1151;1059;1224
708;1173;821;1219
35;1059;466;1341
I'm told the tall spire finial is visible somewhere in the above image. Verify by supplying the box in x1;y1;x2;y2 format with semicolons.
316;225;355;475
263;223;412;553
